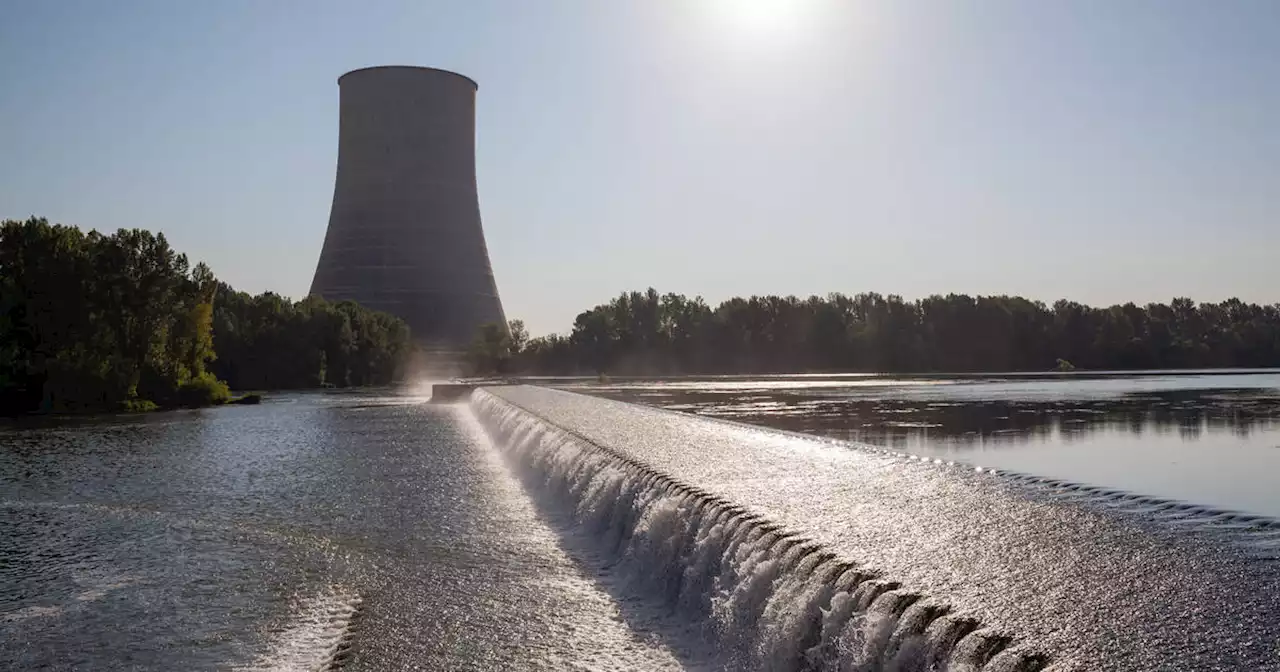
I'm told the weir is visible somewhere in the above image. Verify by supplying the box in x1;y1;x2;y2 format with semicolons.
469;385;1280;671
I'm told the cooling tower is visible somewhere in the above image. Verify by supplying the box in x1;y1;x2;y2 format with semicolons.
310;66;506;352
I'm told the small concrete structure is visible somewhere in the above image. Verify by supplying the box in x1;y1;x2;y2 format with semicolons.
429;383;478;403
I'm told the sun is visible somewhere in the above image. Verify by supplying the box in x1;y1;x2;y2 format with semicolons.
720;0;794;30
700;0;825;49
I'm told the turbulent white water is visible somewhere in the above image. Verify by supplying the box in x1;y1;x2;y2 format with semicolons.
470;390;1047;672
236;587;362;672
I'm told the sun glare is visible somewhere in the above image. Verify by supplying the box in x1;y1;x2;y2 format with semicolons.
702;0;824;47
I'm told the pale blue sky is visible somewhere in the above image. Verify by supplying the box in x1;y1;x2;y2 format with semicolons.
2;1;1277;335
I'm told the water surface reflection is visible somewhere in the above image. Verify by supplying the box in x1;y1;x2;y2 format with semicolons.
582;376;1280;449
577;373;1280;516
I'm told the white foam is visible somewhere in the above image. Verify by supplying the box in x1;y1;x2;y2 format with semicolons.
236;586;361;672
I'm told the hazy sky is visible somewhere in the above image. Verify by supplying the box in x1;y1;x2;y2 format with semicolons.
2;1;1277;335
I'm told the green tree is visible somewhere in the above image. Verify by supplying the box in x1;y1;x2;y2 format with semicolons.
0;217;414;414
508;319;529;355
467;322;513;375
506;289;1280;376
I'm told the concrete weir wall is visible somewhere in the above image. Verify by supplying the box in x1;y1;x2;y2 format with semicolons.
310;66;506;350
429;383;478;403
469;385;1280;672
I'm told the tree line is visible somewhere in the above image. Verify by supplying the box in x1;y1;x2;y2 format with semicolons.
472;289;1280;375
210;284;410;391
1;217;412;414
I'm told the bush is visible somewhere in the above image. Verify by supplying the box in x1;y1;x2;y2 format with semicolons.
116;399;159;413
229;393;263;405
175;372;232;407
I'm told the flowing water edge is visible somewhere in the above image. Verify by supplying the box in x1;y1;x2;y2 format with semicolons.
3;385;1279;670
471;385;1280;671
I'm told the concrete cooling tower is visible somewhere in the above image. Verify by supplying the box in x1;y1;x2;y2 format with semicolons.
309;66;506;353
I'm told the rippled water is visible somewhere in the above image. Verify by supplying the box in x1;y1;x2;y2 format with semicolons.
578;371;1280;518
0;392;698;670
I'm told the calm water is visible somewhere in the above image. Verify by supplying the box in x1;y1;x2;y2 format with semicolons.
577;371;1280;518
0;392;694;670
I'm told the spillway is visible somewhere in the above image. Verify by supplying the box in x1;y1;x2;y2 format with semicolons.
470;385;1280;671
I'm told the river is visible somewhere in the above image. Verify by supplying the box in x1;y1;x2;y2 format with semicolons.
0;392;698;670
5;374;1279;670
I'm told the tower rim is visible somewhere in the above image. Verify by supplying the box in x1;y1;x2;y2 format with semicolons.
338;65;478;90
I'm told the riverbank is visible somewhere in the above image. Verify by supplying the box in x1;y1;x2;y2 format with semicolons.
112;390;261;413
0;391;263;418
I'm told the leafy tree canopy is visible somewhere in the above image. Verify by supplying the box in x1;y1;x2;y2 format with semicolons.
0;217;413;414
503;288;1280;375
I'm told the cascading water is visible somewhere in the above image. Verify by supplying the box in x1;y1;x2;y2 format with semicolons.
234;587;363;672
470;389;1047;672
